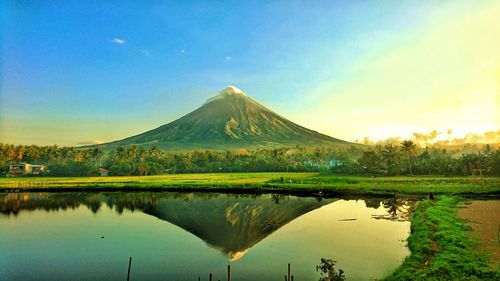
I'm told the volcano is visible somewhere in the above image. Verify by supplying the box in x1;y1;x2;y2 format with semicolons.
105;86;355;150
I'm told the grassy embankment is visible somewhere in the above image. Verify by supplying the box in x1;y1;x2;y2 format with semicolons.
0;173;499;195
383;196;499;280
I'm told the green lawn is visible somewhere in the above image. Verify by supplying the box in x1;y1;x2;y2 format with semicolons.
1;173;499;195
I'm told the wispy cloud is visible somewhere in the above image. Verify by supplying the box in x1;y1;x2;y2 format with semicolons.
355;129;500;147
112;38;126;45
225;55;232;61
76;140;104;146
180;49;186;53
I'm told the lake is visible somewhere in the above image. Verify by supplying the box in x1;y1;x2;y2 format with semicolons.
0;192;413;281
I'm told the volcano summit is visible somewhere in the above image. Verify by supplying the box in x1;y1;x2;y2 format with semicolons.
104;86;355;150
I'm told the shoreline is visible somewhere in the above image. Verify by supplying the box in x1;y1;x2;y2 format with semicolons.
2;184;500;198
383;196;500;280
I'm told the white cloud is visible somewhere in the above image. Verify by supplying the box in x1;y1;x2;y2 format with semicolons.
225;56;232;61
180;49;186;53
76;140;104;145
112;38;125;45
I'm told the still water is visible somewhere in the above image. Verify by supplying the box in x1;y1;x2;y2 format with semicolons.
0;192;413;281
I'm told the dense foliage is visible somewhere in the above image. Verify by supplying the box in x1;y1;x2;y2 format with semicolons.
355;143;500;176
1;141;499;176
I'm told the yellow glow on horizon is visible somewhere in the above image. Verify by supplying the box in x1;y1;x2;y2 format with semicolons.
297;1;500;143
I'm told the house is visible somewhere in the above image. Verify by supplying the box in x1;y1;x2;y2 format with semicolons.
8;163;32;176
7;163;46;177
99;167;109;176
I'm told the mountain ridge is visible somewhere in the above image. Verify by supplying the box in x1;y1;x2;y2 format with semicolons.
101;86;359;150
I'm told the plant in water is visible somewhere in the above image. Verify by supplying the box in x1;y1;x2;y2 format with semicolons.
316;258;346;281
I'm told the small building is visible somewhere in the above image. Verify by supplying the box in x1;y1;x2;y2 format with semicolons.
8;163;32;176
7;163;46;177
99;167;109;177
304;159;344;169
31;165;46;175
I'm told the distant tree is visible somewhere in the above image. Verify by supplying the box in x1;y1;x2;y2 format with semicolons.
489;149;500;176
381;144;401;175
127;145;137;161
137;147;147;163
91;147;103;166
114;147;127;161
358;150;381;174
148;145;161;158
401;140;417;175
109;161;132;176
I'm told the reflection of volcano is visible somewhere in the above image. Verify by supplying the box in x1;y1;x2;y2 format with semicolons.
0;192;334;260
144;194;334;260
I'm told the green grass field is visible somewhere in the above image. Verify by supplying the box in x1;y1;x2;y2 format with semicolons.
1;173;499;196
383;196;499;280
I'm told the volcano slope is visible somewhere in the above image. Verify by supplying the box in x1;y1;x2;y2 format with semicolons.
103;86;358;151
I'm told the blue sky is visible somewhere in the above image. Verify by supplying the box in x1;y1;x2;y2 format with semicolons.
1;1;498;145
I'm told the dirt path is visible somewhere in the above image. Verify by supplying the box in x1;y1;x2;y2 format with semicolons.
458;200;500;267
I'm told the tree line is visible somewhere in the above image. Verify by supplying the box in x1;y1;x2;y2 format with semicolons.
1;142;499;176
353;142;500;176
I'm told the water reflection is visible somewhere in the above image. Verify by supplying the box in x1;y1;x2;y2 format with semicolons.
144;194;334;260
0;192;415;260
0;192;416;281
363;197;415;221
1;192;334;259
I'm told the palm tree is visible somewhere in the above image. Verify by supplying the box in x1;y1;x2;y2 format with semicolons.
401;140;417;175
127;145;138;162
90;147;103;167
115;146;127;161
137;147;147;163
6;145;17;162
381;144;401;174
148;146;160;158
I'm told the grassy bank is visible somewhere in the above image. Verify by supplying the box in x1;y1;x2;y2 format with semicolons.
290;175;500;195
383;196;499;281
0;173;499;195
